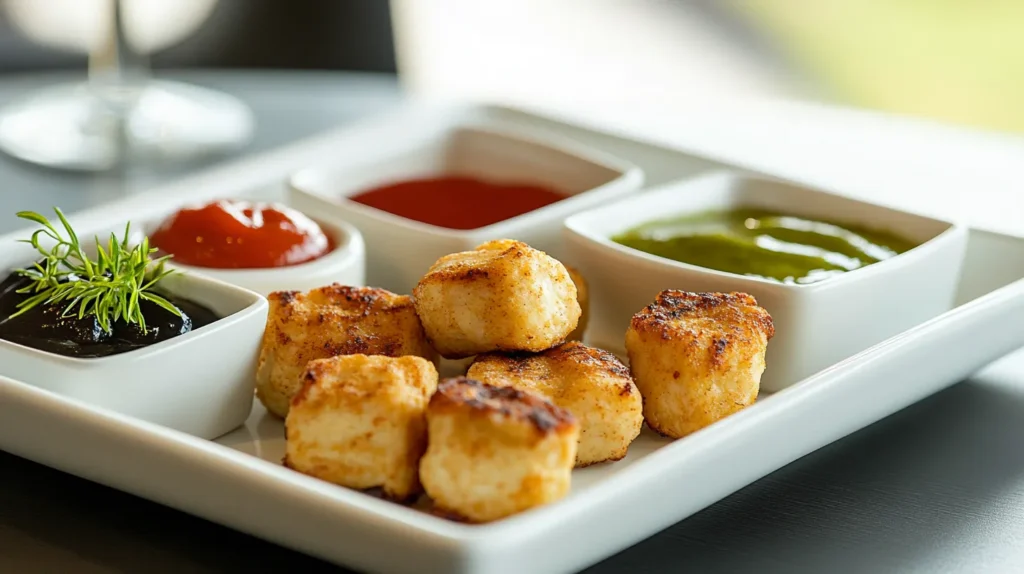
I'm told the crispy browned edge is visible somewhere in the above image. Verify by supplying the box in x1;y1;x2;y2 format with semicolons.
269;283;416;315
473;341;635;397
643;419;681;439
287;353;355;409
574;452;629;469
630;290;775;339
627;290;774;374
429;376;577;434
266;284;433;358
288;353;432;407
413;240;530;291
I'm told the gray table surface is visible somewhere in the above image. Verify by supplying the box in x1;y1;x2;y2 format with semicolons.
2;70;1023;574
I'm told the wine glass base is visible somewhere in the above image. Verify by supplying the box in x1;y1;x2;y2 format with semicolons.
0;80;255;172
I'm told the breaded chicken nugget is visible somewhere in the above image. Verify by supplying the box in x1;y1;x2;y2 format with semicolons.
412;239;580;359
564;265;589;342
419;377;578;522
257;284;437;418
468;342;642;467
625;291;774;439
284;354;438;501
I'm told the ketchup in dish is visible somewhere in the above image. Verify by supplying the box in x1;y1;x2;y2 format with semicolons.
152;200;335;269
348;176;566;230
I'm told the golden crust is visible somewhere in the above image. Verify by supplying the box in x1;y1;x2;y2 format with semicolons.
412;239;581;359
472;342;632;382
428;376;577;435
564;265;589;342
468;342;642;466
256;284;438;418
629;291;774;372
626;290;773;438
284;354;438;501
420;377;579;522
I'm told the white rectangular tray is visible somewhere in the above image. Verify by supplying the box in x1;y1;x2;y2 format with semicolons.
2;103;1024;574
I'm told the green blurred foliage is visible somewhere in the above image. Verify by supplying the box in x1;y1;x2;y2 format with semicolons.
731;0;1024;133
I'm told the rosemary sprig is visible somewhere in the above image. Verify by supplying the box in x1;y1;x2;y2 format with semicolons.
8;208;181;333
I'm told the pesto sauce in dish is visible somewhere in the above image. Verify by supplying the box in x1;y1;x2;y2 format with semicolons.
611;208;919;285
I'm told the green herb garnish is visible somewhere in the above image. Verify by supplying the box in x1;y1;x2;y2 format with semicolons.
8;208;181;333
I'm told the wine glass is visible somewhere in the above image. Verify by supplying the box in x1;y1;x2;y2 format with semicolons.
0;0;254;171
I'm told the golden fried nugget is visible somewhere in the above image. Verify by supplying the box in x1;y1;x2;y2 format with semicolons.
284;354;438;501
412;239;580;359
468;342;642;467
257;284;437;418
419;377;578;522
564;265;589;342
625;291;774;438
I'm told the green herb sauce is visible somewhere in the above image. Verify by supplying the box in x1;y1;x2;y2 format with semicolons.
612;208;919;285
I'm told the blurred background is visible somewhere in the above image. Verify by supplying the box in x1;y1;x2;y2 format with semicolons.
0;0;1020;135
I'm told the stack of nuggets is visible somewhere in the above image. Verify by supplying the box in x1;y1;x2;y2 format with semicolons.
414;239;603;520
256;284;437;417
272;239;600;521
417;239;643;469
467;342;642;467
263;238;774;523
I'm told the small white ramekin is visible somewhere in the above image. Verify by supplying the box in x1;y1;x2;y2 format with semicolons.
147;213;366;296
0;239;268;439
288;124;643;295
564;171;968;391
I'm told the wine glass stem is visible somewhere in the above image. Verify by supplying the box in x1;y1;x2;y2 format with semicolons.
88;0;150;100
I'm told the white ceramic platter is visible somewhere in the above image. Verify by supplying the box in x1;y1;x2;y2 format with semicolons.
1;103;1023;574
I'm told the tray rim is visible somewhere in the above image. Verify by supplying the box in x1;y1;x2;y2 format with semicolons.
4;250;1024;571
3;100;1024;572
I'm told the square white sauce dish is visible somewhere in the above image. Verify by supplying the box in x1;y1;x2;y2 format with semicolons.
141;198;366;296
564;171;969;391
0;211;269;439
287;124;644;294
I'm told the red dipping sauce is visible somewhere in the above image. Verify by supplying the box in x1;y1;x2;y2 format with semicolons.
151;200;335;269
348;176;567;230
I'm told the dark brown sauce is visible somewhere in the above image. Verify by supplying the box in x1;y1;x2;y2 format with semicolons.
0;271;219;358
